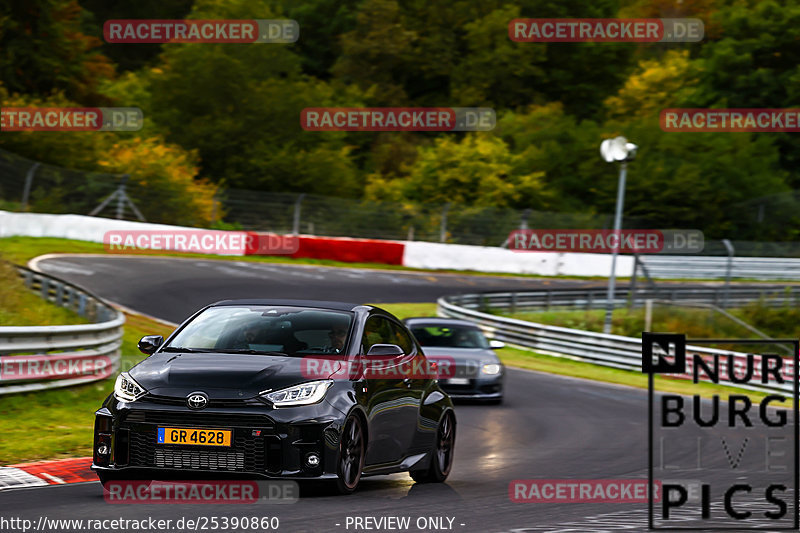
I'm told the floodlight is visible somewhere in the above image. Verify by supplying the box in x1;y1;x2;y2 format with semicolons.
600;136;637;163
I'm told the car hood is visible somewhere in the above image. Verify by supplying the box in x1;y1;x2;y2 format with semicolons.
421;347;499;363
130;352;340;399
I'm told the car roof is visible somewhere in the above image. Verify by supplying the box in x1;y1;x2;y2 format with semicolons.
210;299;362;312
403;316;480;328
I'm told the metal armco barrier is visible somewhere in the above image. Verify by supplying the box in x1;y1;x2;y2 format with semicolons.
453;286;800;312
438;293;796;394
0;267;124;395
642;255;800;281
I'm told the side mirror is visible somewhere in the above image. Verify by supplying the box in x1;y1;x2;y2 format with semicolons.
138;335;164;355
366;344;404;357
489;340;505;350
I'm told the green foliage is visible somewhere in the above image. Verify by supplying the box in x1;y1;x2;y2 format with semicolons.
2;0;800;240
0;0;114;104
366;134;546;208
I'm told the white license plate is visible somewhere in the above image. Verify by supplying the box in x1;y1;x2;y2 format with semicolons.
447;378;470;385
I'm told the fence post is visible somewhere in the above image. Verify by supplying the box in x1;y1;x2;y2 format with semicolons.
628;254;639;308
292;193;306;236
21;162;40;211
644;299;653;331
722;239;734;309
439;203;451;243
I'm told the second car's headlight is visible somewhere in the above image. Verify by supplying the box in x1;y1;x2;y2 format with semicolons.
114;372;147;402
262;380;333;407
482;363;502;375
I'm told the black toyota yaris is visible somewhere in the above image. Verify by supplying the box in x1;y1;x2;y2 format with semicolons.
92;299;455;494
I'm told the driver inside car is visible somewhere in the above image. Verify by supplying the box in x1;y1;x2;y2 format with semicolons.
326;326;348;353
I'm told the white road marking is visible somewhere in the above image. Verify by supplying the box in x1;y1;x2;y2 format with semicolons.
40;473;65;484
39;262;95;276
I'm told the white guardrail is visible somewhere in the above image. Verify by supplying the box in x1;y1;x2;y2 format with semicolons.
438;293;796;394
0;267;124;395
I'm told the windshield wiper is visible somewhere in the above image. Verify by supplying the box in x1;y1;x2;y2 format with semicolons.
216;349;290;356
160;346;216;353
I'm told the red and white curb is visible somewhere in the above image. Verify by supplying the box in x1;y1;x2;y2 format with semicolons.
0;457;95;491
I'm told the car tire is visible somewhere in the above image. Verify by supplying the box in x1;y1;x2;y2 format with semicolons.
334;415;365;495
410;411;455;484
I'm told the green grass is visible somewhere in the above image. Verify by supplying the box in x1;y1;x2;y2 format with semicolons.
367;302;438;319
0;260;89;326
0;312;174;464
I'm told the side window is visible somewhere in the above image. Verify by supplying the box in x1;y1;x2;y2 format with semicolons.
361;316;395;353
390;322;414;355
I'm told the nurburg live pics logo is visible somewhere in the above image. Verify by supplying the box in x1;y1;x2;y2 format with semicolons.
643;332;800;530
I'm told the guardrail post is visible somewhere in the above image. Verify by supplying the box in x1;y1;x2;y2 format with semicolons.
40;278;49;301
510;292;517;314
545;290;552;311
587;291;593;310
78;294;87;316
55;283;64;306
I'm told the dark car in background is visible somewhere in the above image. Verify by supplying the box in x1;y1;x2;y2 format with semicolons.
404;317;505;404
93;300;455;494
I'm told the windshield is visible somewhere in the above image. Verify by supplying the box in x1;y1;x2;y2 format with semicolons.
165;306;353;356
410;325;490;349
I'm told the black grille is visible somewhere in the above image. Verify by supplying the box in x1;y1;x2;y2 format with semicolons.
125;410;274;428
128;430;266;472
145;395;263;408
154;449;245;470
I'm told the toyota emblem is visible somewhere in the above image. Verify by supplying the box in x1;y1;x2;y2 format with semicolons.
186;392;209;410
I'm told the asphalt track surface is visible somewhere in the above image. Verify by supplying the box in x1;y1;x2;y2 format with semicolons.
1;255;794;533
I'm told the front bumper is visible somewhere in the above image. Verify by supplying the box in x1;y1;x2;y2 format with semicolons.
438;374;503;399
92;398;346;480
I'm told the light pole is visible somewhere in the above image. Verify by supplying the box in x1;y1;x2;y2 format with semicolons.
600;136;638;334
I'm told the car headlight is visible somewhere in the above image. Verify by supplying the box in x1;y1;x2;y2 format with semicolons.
262;380;333;407
482;363;502;375
114;372;147;402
